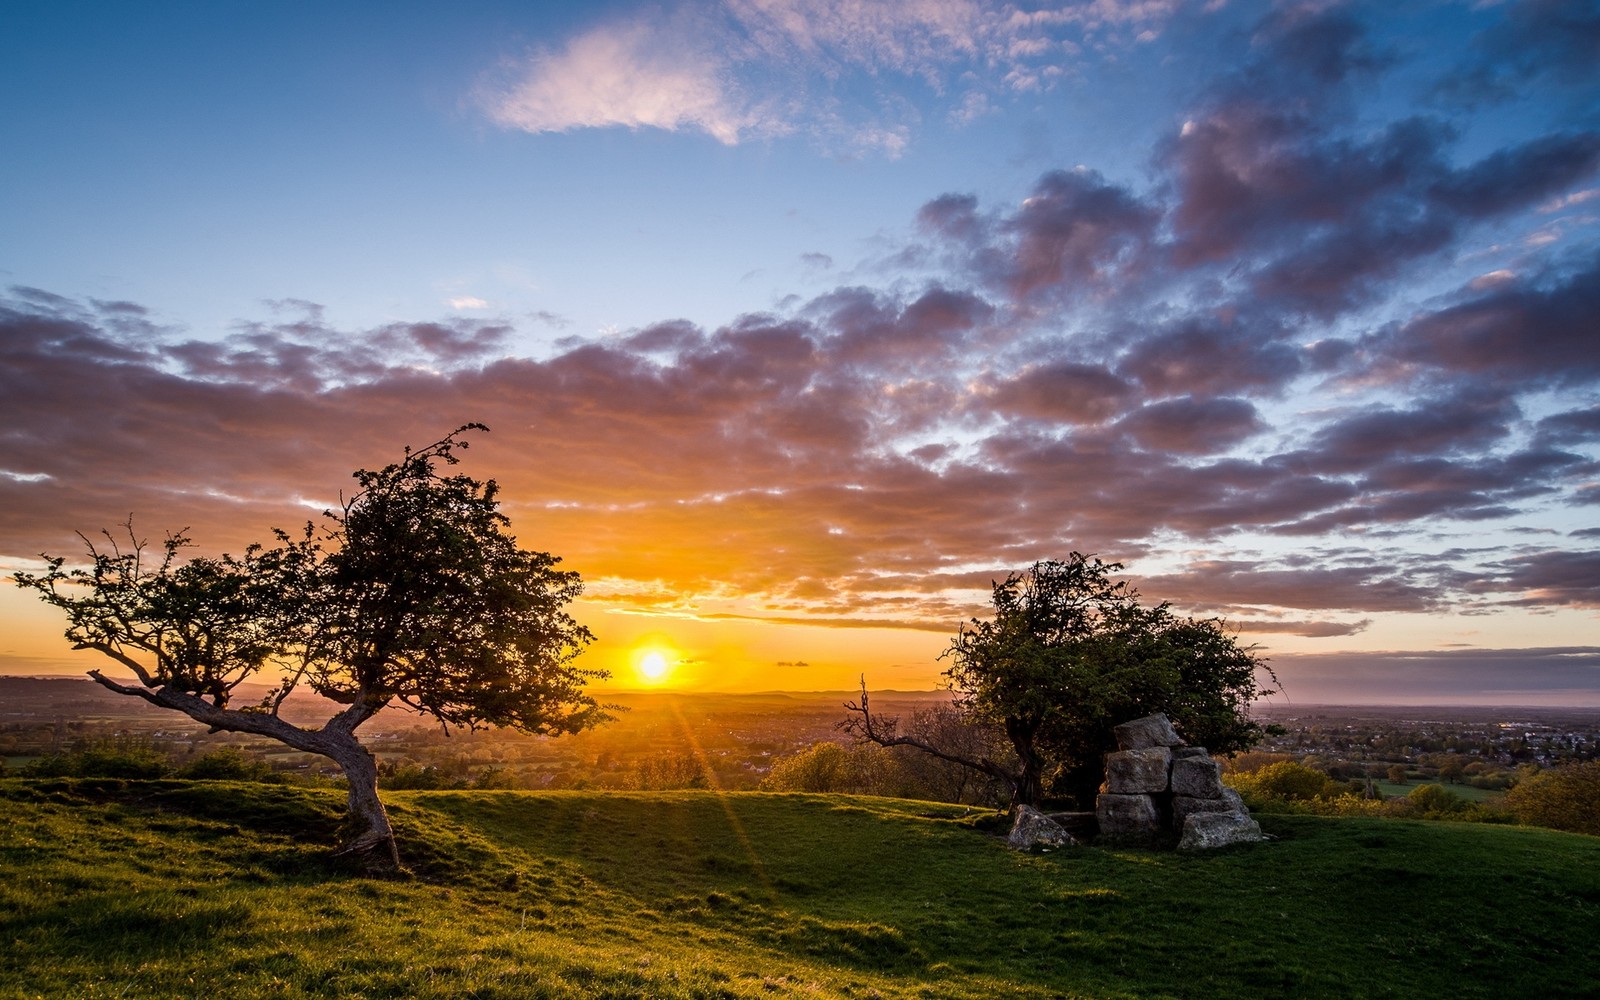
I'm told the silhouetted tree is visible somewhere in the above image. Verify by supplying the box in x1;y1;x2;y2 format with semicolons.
16;426;608;868
844;555;1275;809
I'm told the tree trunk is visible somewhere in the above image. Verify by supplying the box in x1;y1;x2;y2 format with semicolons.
1006;716;1045;809
85;670;402;871
327;741;400;871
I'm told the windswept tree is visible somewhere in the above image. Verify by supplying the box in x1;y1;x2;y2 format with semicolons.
15;425;608;868
844;554;1275;809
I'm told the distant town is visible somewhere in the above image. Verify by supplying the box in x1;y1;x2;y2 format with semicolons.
3;676;1595;799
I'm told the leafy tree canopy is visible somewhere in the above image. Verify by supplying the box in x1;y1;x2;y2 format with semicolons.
15;425;607;867
847;554;1276;808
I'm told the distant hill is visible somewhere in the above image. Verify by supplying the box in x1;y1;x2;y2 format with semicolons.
0;675;956;730
2;778;1596;998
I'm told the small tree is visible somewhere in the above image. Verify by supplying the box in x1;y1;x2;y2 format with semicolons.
844;554;1275;809
1505;762;1600;837
16;426;608;868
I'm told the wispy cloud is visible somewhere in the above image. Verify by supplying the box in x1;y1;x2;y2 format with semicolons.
485;10;761;144
481;0;1187;152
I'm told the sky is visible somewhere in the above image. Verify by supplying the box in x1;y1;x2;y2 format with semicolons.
2;0;1598;705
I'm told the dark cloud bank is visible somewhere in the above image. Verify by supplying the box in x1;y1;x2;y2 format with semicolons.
3;3;1598;700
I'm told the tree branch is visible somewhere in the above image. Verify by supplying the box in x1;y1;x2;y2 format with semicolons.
842;679;1020;799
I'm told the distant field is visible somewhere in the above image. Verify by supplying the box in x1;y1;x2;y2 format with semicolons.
1375;780;1505;803
2;779;1597;999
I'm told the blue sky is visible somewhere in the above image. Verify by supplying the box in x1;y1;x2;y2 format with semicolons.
2;0;1598;702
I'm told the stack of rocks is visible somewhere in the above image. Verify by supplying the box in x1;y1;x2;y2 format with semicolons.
1095;713;1262;850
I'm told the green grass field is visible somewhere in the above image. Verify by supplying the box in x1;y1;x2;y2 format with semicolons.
1373;780;1502;802
2;778;1596;999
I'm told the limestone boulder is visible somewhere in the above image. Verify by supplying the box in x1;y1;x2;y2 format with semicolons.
1007;804;1077;850
1171;756;1225;799
1096;792;1161;842
1177;810;1263;851
1043;811;1099;841
1173;746;1210;760
1114;713;1185;751
1103;747;1172;793
1173;793;1237;825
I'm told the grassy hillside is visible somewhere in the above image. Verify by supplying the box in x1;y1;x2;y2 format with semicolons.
2;779;1597;999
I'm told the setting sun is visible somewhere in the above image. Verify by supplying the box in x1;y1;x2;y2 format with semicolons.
638;651;671;684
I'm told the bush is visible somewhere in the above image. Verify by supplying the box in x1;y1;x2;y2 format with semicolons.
1505;762;1600;837
1227;761;1341;804
23;738;172;779
629;753;708;790
762;742;925;797
176;747;284;783
1399;783;1469;817
383;764;462;790
1219;752;1294;776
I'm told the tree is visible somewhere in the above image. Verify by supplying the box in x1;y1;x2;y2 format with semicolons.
1505;761;1600;837
844;554;1274;809
15;426;608;868
1227;760;1340;803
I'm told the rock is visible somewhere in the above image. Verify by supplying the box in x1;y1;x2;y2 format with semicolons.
1171;756;1225;799
1103;747;1172;793
1096;792;1161;842
1173;794;1237;825
1114;713;1185;751
1177;810;1263;851
1173;746;1210;760
1008;804;1077;850
1043;811;1099;840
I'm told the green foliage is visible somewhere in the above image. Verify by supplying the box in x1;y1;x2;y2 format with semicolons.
1403;783;1471;817
297;426;607;734
14;427;611;861
760;742;911;796
1227;760;1340;803
14;427;606;736
3;779;1599;999
1506;761;1600;837
22;738;172;780
13;529;297;709
942;554;1274;805
628;752;709;791
175;748;286;783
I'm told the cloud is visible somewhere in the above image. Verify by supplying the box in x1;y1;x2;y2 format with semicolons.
484;12;757;144
1489;549;1600;608
1370;252;1600;389
1230;618;1373;639
1271;647;1600;705
8;2;1600;650
985;360;1132;424
1114;396;1264;455
481;1;1191;153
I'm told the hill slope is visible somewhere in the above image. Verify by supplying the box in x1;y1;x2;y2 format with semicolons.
2;779;1597;999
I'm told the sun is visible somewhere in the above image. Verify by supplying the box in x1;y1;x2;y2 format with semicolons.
638;651;671;684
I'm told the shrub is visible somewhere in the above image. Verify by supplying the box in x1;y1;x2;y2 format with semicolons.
1505;762;1600;837
176;747;284;782
1399;783;1468;817
23;738;171;779
762;742;923;797
1227;761;1340;804
383;764;461;790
